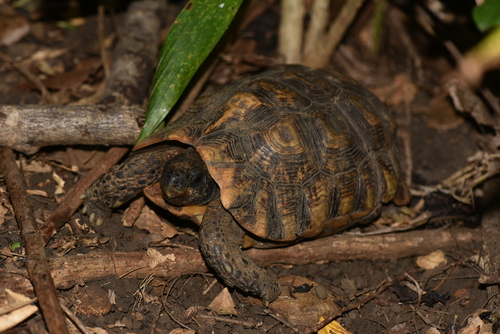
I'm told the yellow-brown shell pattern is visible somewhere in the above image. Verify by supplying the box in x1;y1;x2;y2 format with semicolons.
142;65;410;242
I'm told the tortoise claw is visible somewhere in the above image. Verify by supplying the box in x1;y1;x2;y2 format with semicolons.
112;201;124;209
89;213;95;224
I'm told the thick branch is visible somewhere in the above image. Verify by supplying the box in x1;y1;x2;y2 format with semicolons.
1;228;480;294
0;104;142;154
248;227;479;264
100;0;167;105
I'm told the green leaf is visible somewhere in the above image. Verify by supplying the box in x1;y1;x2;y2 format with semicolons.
138;0;243;142
473;0;500;32
10;241;21;252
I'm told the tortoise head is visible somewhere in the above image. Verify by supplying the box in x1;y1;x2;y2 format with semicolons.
160;147;218;206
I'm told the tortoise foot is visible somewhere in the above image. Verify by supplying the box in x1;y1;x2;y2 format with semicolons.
199;201;281;304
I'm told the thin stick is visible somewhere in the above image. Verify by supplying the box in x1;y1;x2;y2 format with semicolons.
0;52;54;104
0;147;68;334
97;5;111;78
197;314;263;328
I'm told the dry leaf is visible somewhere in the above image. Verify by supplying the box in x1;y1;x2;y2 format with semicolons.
0;4;30;46
49;236;77;256
257;276;339;329
0;195;9;227
147;248;176;269
52;171;65;195
447;77;497;129
318;319;354;334
108;290;116;305
426;328;441;334
135;206;179;239
207;288;237;316
170;329;196;334
42;58;102;90
17;160;52;173
416;250;447;270
388;323;409;334
0;289;38;332
427;93;464;130
86;327;109;334
26;189;48;197
77;286;112;316
370;74;417;105
458;315;493;334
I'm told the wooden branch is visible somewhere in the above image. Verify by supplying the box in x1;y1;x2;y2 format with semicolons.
248;227;479;264
0;104;142;154
304;0;366;68
0;147;69;334
100;0;167;105
1;228;480;295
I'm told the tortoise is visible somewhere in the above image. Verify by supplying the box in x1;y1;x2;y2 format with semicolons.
82;64;410;304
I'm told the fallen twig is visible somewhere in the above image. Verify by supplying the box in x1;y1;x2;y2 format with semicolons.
0;147;68;334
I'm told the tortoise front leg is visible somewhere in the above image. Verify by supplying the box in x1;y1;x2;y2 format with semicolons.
82;145;183;225
199;200;281;305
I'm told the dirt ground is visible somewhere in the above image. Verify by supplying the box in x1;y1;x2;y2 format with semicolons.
1;0;499;333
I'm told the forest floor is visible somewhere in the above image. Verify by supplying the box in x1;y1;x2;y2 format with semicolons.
1;1;498;333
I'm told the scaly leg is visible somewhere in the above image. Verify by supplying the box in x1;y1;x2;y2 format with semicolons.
199;200;281;305
82;145;183;225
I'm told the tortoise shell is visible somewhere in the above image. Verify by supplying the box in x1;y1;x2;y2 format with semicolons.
136;64;409;242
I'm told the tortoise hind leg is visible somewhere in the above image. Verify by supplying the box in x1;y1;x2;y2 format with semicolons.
199;200;281;305
82;145;183;225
